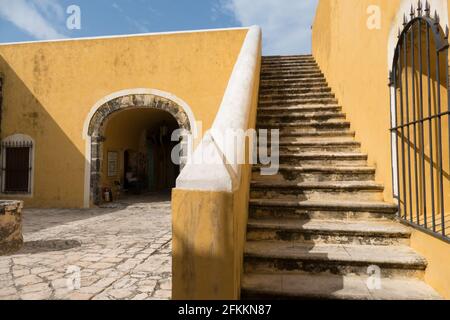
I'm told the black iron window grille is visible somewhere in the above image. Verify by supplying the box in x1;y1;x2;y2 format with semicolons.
1;140;33;194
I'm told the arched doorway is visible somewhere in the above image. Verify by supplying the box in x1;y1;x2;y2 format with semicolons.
389;2;450;240
86;93;192;205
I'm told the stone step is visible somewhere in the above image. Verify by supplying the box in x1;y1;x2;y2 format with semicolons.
244;242;427;278
246;218;411;246
260;65;323;75
262;56;316;62
261;68;322;74
260;79;328;90
276;146;359;153
262;54;314;60
261;74;326;81
259;92;336;102
261;75;324;82
258;120;351;131
250;181;384;202
258;104;342;114
261;65;320;72
277;135;357;144
252;165;376;182
249;199;398;220
271;141;361;153
261;77;326;85
261;140;360;153
261;58;318;67
277;129;355;138
278;151;367;166
241;274;442;300
261;62;319;69
278;139;358;146
259;86;332;95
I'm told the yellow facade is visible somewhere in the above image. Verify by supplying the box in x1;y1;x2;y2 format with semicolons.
0;28;248;208
313;0;450;299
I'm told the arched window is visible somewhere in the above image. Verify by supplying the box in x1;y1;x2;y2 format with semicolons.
1;134;34;194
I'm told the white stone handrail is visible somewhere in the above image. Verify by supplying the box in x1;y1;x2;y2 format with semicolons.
176;25;262;192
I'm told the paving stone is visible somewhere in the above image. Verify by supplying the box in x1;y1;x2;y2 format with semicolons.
113;277;138;289
12;268;30;277
244;55;442;300
89;262;115;270
153;289;171;299
31;267;53;275
159;279;172;291
19;289;52;300
104;288;135;300
20;282;51;293
132;293;148;300
65;292;95;300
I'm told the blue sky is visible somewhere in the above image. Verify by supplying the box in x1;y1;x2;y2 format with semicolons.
0;0;318;55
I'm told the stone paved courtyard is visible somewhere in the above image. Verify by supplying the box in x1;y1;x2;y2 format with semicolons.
0;194;172;300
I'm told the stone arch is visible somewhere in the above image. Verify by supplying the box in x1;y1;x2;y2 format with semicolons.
1;134;35;195
387;0;449;71
86;93;192;206
387;0;449;198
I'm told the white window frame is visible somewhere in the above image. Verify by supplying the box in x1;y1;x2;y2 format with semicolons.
1;134;35;197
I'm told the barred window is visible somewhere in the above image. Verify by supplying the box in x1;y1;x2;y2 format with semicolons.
1;135;33;194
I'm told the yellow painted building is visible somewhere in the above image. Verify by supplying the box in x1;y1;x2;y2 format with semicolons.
313;0;450;299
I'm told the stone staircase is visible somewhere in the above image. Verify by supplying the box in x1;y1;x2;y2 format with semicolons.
241;55;442;300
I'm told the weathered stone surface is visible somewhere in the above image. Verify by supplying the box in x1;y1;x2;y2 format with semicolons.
244;55;442;300
242;274;443;300
0;194;172;300
0;201;24;255
87;94;191;205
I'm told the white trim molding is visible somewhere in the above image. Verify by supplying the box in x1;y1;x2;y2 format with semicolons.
176;25;262;192
0;134;35;197
0;26;250;47
387;0;449;198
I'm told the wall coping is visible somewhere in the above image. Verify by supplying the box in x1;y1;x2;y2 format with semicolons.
0;26;250;47
176;25;262;192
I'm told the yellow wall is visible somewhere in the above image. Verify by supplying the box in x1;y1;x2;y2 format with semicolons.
0;28;248;208
410;230;450;297
313;0;401;202
313;0;450;299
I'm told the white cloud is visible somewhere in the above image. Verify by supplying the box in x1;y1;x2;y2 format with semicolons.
0;0;66;40
222;0;318;55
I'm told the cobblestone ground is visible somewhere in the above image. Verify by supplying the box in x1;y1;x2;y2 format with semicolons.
0;194;172;300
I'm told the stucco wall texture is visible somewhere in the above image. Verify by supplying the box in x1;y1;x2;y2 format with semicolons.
313;0;450;299
0;28;248;208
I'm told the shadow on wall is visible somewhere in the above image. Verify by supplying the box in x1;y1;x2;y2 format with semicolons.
0;55;86;208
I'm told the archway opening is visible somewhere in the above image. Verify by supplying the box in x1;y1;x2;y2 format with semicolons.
390;10;450;239
87;93;192;206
